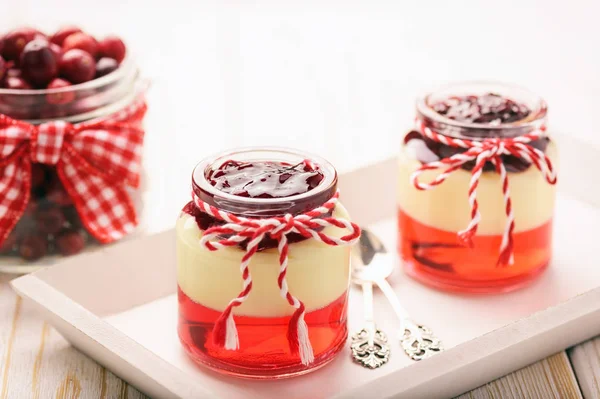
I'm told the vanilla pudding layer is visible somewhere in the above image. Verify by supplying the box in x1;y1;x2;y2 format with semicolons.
176;204;351;317
398;141;557;235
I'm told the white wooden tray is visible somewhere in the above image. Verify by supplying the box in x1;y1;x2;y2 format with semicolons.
10;135;600;399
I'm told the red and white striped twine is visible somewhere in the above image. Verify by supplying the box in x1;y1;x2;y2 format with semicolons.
410;118;557;267
192;190;360;365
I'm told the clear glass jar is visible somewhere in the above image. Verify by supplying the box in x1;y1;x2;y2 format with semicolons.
176;148;355;378
398;82;557;293
0;56;146;273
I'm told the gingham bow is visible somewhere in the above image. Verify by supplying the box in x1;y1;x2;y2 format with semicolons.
410;118;557;267
191;190;360;365
0;98;147;246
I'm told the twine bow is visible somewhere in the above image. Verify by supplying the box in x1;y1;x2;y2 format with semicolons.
410;118;557;267
0;97;146;246
191;190;360;365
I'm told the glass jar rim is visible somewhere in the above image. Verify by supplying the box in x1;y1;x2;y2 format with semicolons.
416;81;548;136
192;147;338;217
0;55;134;96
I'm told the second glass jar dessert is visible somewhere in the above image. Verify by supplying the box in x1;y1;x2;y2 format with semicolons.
176;148;360;378
398;82;557;293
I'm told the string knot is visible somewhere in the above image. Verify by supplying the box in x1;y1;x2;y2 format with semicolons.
410;120;556;267
193;190;360;365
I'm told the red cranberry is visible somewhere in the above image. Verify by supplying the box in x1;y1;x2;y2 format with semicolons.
95;57;118;78
1;231;19;253
55;229;86;256
3;76;32;89
20;39;58;87
19;235;47;260
31;164;46;188
46;179;73;206
1;27;42;61
34;204;66;234
59;49;95;84
49;43;62;61
25;200;38;216
6;68;22;78
0;56;6;81
98;36;126;63
46;78;75;105
50;26;82;46
62;33;98;58
63;206;83;228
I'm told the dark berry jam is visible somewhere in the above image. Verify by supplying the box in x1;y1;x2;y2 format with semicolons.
184;159;333;251
205;160;324;199
432;93;531;125
408;93;548;172
404;131;549;173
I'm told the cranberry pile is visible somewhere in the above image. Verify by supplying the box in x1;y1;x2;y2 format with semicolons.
1;165;87;260
206;160;325;198
0;26;126;91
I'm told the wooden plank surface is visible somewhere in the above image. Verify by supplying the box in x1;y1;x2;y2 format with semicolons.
0;276;145;399
569;339;600;399
1;273;597;399
455;352;582;399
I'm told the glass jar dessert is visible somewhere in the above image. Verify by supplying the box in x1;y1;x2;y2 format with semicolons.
0;26;146;272
398;82;557;293
176;148;360;378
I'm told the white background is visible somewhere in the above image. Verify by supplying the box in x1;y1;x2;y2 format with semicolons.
2;0;598;232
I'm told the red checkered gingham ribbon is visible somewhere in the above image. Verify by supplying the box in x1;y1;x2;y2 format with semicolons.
192;189;360;365
410;118;557;267
0;97;147;246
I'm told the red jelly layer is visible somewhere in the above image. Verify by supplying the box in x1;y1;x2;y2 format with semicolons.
206;160;324;198
397;209;552;293
178;286;348;378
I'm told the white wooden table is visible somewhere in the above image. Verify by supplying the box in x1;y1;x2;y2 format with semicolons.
2;0;600;397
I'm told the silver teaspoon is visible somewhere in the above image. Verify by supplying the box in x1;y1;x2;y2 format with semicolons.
352;228;443;361
350;251;391;369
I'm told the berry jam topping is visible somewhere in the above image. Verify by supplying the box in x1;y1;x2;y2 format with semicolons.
404;131;550;173
206;160;325;199
432;93;531;125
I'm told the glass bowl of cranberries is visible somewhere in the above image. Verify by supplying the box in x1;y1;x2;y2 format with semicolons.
0;26;147;272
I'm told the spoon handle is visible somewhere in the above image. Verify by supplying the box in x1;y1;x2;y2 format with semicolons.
361;281;376;346
373;277;410;322
373;276;444;361
350;281;391;369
